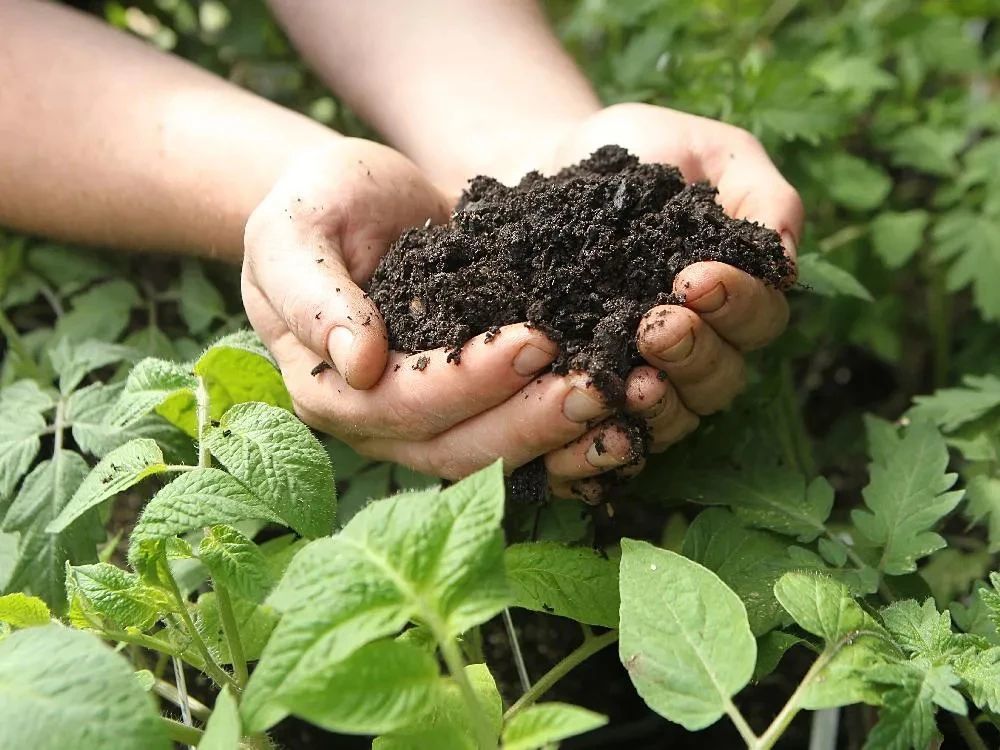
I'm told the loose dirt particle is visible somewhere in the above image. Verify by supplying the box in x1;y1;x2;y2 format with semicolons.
310;361;332;377
412;355;430;371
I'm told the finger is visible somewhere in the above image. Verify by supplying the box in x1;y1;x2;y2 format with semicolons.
271;323;560;441
674;262;790;351
622;366;671;417
358;372;613;479
637;305;746;415
545;422;638;481
645;379;700;452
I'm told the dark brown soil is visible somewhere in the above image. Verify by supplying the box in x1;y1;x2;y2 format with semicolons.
369;145;792;403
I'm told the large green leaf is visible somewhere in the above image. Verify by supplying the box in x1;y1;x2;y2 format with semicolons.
908;375;1000;432
505;541;619;627
501;703;607;750
0;380;52;503
194;332;292;418
0;625;168;750
242;463;508;732
0;592;51;628
203;402;334;539
66;562;168;631
618;539;755;730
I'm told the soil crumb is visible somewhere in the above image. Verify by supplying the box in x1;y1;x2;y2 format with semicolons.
369;145;792;404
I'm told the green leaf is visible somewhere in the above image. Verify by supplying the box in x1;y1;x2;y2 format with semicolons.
618;539;755;730
374;664;502;750
242;463;508;732
194;331;292;418
851;421;963;575
682;508;808;635
196;592;278;664
753;631;804;680
797;254;874;301
0;380;52;503
111;357;198;435
199;525;272;603
810;53;896;101
870;210;928;269
881;599;958;659
203;402;334;539
886;125;963;176
909;375;1000;432
505;541;619;627
278;639;440;734
48;339;136;395
26;245;114;294
0;592;51;628
932;212;1000;322
501;703;608;750
864;660;964;750
809;153;892;212
52;279;139;344
0;625;168;750
677;465;833;542
48;439;167;534
774;572;887;644
179;260;226;335
66;563;167;631
951;646;1000;714
198;686;241;750
1;451;103;607
130;469;281;552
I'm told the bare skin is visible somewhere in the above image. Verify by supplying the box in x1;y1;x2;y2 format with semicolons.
0;1;803;499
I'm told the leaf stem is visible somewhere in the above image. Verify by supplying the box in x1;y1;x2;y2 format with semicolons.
195;375;211;468
173;655;194;728
215;582;249;688
502;608;531;695
725;699;758;747
954;714;989;750
439;635;495;750
504;629;619;721
100;627;181;658
154;677;212;721
160;716;204;746
0;305;43;380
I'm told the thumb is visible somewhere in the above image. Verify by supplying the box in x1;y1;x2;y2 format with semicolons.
244;223;388;390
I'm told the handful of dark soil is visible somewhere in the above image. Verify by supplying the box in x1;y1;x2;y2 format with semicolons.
368;145;792;405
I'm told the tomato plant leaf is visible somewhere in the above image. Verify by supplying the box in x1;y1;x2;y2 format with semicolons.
179;260;226;336
0;625;168;749
797;254;874;301
111;357;199;435
198;524;272;603
48;338;136;395
864;659;965;750
501;703;608;750
505;541;619;627
870;210;928;270
618;539;755;730
196;591;279;664
198;685;241;750
0;592;51;628
908;375;1000;432
66;562;168;631
203;402;334;539
194;334;292;419
48;438;167;534
0;380;52;503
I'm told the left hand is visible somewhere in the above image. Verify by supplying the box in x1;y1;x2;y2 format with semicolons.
517;104;804;499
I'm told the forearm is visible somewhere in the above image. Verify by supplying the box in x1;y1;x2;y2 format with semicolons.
268;0;600;193
0;1;339;261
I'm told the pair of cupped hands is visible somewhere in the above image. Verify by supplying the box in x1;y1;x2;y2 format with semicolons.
242;104;804;501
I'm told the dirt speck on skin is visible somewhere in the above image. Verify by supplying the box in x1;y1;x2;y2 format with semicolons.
412;355;430;372
368;145;792;500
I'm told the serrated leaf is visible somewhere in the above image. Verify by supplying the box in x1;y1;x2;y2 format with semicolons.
886;125;963;176
798;254;874;301
66;563;167;631
0;380;52;503
809;153;893;211
618;539;755;730
52;279;139;344
242;464;507;732
130;469;281;552
505;542;618;627
199;525;272;603
501;703;607;750
864;660;965;750
196;591;278;664
967;476;1000;554
0;625;168;750
179;260;226;335
194;332;292;418
203;402;334;539
111;357;198;435
48;339;136;395
881;599;958;660
909;375;1000;432
278;639;440;734
851;421;963;575
870;210;928;269
677;465;833;542
48;439;167;534
951;646;1000;713
1;451;103;607
932;212;1000;321
683;508;810;635
198;685;241;750
0;592;51;628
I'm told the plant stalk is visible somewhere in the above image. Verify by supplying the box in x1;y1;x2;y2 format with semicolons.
195;375;211;468
502;608;531;695
505;629;619;721
954;714;989;750
439;635;495;750
0;306;43;380
160;716;204;746
215;583;249;687
154;677;212;722
173;655;194;728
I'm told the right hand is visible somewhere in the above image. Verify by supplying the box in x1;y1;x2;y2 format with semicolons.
243;138;626;485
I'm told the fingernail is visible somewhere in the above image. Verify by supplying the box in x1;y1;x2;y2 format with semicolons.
327;326;354;375
586;440;626;469
563;387;609;422
780;230;798;257
657;329;694;362
687;283;726;314
513;343;556;376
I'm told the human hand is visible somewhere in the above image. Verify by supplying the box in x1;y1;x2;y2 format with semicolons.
532;104;804;498
243;138;619;481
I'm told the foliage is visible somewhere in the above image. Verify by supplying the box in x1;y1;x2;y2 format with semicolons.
1;0;999;748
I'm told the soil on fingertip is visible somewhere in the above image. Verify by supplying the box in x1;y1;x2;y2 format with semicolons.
367;145;792;494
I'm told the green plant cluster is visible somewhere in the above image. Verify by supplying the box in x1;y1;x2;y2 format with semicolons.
1;0;999;748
